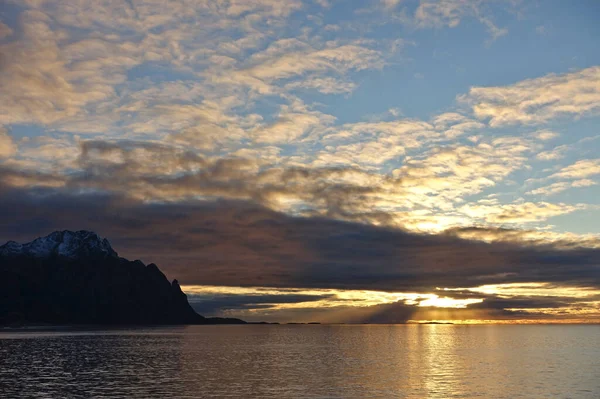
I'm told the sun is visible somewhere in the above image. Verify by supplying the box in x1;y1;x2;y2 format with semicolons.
418;295;484;308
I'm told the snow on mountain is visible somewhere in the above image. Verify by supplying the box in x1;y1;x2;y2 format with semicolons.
0;230;118;259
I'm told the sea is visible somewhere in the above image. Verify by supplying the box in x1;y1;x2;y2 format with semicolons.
1;325;599;398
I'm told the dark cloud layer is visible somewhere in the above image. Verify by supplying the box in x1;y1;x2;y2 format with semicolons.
186;292;573;324
1;183;599;295
1;138;403;226
187;293;332;314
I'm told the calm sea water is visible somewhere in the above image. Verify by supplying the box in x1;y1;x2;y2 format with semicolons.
1;325;599;398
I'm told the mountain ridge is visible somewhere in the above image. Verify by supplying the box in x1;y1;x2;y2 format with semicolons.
0;230;245;326
0;230;118;259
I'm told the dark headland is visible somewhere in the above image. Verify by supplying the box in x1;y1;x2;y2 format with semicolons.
0;230;245;326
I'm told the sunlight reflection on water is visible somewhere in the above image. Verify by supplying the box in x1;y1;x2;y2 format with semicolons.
1;325;599;398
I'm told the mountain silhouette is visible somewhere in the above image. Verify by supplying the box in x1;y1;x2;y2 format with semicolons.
0;230;245;326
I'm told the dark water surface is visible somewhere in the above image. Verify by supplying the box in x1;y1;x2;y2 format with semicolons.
1;325;599;398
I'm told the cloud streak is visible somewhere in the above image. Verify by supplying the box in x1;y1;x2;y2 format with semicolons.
461;66;600;126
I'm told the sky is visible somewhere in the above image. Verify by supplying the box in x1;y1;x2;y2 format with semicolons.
1;0;600;323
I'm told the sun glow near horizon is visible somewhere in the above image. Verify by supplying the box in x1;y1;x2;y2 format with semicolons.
182;283;600;324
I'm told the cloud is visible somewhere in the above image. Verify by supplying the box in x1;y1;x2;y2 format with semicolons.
12;135;79;169
431;112;485;138
243;42;384;81
527;180;597;197
459;201;585;224
251;100;335;144
285;76;357;94
460;66;600;126
389;136;537;213
415;0;508;41
445;226;600;249
187;292;332;316
0;164;67;188
0;131;570;236
380;0;402;11
0;127;16;158
0;22;13;39
0;125;587;240
23;0;303;32
532;130;559;141
1;183;600;296
183;285;493;322
0;0;397;162
550;159;600;180
416;0;474;28
314;119;439;167
0;11;87;126
536;145;568;161
254;112;326;143
0;11;191;133
67;140;372;211
0;1;338;137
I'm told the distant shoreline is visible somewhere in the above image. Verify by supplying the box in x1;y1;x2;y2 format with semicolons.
4;322;600;332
